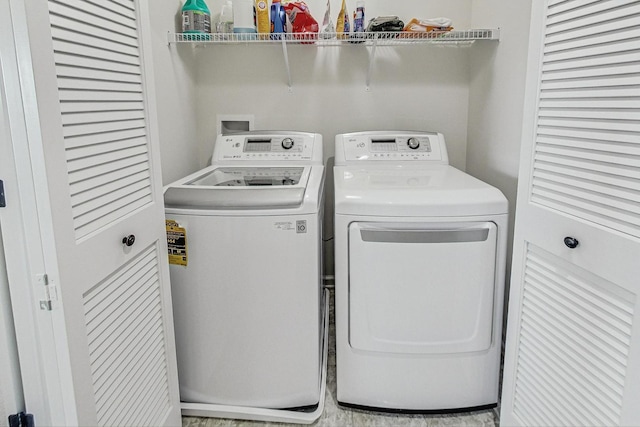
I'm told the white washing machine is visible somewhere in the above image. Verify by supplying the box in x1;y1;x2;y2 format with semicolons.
164;132;327;422
334;131;508;411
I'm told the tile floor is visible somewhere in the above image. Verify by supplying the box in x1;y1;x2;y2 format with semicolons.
182;290;499;427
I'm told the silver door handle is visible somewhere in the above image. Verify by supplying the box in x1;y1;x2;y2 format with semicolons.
360;228;489;244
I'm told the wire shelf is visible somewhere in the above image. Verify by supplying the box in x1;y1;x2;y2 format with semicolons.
168;29;500;46
166;28;500;89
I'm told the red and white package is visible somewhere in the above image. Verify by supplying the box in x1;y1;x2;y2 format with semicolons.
282;1;319;40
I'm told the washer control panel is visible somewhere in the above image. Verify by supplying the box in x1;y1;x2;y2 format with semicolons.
338;132;447;163
214;133;320;162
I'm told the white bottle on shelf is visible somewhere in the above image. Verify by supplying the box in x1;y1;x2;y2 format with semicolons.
233;0;257;37
217;0;234;34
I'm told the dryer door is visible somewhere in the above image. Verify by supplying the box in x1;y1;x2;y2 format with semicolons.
348;221;498;354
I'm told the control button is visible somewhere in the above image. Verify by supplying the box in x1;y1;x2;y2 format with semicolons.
407;138;420;150
281;138;295;150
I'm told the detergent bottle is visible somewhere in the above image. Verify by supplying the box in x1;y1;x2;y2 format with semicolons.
181;0;211;33
233;0;257;38
270;0;286;38
255;0;270;36
354;1;365;32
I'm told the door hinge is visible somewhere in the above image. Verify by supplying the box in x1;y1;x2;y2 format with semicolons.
37;273;56;311
8;412;35;427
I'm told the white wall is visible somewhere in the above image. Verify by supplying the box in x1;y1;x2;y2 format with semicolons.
468;0;532;282
195;0;473;169
150;0;201;184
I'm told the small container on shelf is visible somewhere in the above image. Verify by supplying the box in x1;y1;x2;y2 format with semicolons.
255;0;270;39
353;1;365;32
217;0;234;37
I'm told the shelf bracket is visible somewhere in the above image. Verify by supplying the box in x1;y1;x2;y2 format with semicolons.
281;38;293;91
365;37;378;90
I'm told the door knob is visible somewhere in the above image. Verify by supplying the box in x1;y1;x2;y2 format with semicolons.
122;234;136;247
564;236;579;249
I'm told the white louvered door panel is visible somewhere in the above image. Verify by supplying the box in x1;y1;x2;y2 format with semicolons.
3;0;181;425
48;0;153;240
501;1;640;426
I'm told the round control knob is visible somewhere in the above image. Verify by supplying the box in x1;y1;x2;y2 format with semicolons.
407;138;420;150
281;138;294;150
122;234;136;247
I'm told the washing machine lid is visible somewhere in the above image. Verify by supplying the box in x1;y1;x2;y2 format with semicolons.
334;165;508;217
164;166;313;209
189;167;305;187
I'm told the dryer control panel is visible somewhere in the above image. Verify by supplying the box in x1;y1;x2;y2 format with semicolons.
335;132;449;165
213;132;323;164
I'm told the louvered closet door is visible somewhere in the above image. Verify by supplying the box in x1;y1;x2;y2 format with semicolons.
500;1;640;426
16;0;181;425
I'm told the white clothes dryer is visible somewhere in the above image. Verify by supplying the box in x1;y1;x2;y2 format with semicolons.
334;131;508;411
164;132;327;423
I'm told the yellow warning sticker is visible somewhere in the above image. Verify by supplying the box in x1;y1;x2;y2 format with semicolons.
166;219;188;266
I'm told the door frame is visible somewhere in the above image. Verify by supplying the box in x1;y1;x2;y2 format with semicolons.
0;226;24;425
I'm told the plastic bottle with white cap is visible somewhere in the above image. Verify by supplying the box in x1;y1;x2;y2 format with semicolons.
217;0;234;35
270;0;286;38
233;0;257;38
354;0;365;32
